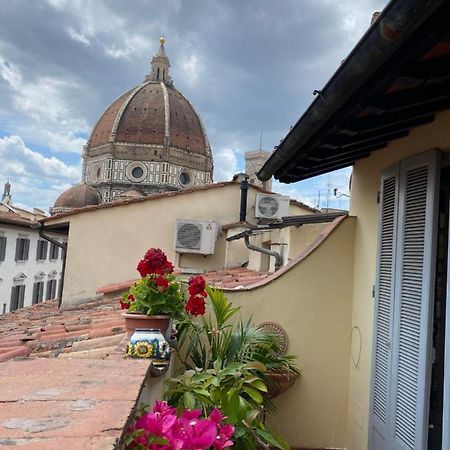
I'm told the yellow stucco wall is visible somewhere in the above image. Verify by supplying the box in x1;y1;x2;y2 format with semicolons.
346;110;450;450
226;217;356;449
52;184;313;306
288;223;328;260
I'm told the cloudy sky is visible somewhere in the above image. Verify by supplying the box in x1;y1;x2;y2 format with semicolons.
0;0;388;212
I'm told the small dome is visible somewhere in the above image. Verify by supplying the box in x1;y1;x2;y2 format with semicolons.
53;184;101;209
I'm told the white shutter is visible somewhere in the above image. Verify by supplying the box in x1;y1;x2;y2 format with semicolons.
391;151;440;449
369;165;400;450
369;150;440;450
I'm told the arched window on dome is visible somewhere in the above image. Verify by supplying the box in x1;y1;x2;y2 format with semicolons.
163;69;165;81
157;67;160;80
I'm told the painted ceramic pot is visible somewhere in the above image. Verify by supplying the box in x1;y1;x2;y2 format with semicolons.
122;313;171;338
127;328;170;362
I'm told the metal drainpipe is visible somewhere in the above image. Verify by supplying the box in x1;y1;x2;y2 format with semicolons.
239;176;249;222
35;224;68;308
244;234;282;271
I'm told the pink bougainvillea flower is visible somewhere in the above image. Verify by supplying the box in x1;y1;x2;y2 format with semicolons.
209;408;224;424
126;401;234;450
214;423;235;449
153;400;176;417
181;409;202;421
183;418;217;449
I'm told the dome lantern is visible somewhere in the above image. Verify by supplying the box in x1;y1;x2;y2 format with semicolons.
145;36;172;84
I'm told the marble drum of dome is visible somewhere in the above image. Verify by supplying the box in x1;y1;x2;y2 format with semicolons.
127;328;170;363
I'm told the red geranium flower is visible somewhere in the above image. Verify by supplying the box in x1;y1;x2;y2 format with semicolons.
154;275;169;290
120;300;129;310
120;294;134;310
188;275;207;296
137;248;174;277
185;295;206;316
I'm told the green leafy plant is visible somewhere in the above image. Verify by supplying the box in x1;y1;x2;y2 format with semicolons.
124;274;185;318
164;360;289;450
176;286;300;378
167;287;300;449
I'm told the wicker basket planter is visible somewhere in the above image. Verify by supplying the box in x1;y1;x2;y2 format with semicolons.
266;372;299;399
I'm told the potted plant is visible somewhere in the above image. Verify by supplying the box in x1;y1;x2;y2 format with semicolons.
121;248;186;338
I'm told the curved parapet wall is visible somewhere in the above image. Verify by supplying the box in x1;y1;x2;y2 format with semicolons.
223;216;356;449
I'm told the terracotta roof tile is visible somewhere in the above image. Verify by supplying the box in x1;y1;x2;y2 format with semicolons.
0;211;34;227
0;298;126;363
203;268;270;289
0;358;149;449
0;298;169;448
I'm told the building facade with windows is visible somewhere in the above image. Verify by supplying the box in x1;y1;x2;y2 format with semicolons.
0;211;64;314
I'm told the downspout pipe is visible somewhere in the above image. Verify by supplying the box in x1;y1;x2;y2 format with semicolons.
31;222;67;308
244;234;282;271
239;176;249;222
257;0;446;181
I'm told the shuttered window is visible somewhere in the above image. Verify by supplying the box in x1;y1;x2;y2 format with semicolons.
36;240;48;261
15;237;30;261
46;279;57;300
32;281;44;304
369;151;440;450
0;236;6;261
395;166;429;447
10;285;25;311
49;242;59;260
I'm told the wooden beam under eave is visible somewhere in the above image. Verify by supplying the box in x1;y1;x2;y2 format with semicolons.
365;79;450;110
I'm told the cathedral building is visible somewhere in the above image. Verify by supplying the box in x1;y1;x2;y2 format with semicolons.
51;38;213;214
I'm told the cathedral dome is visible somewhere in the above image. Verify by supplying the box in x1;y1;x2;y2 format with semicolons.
88;83;210;158
82;38;213;203
51;184;101;215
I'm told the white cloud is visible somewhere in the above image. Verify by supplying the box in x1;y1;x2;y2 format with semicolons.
102;34;152;60
0;135;80;210
331;0;381;43
67;28;90;46
214;148;238;181
0;57;89;153
181;53;204;86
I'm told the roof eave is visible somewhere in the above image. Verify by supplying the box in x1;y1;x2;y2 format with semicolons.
257;0;446;182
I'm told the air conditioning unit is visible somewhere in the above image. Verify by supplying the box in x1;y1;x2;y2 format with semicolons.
174;219;219;255
255;194;290;220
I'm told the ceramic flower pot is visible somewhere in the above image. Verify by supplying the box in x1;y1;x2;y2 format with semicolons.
127;328;170;362
122;312;171;338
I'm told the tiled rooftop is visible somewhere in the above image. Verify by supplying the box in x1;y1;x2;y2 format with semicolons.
0;298;157;449
0;297;126;363
0;358;149;449
203;267;270;289
0;210;33;227
97;267;270;299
